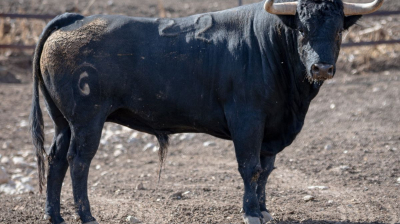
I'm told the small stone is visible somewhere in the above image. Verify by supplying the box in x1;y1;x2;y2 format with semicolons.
12;157;30;168
15;181;34;193
11;168;23;174
19;120;28;127
1;156;10;164
126;216;140;223
73;214;80;221
340;165;350;171
43;214;51;221
20;177;31;184
397;177;400;184
135;183;145;190
100;138;108;145
127;133;138;143
324;144;332;150
11;173;24;180
113;150;122;157
0;167;9;184
169;191;184;200
2;142;10;149
0;183;16;194
95;165;101;170
203;141;216;147
330;104;335;109
303;195;315;202
115;144;124;150
203;187;211;191
308;186;329;190
21;151;32;158
328;200;334;204
152;146;159;152
179;133;195;141
143;143;154;151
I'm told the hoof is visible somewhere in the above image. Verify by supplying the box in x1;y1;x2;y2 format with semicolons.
83;221;99;224
43;214;51;221
243;214;262;224
261;211;273;223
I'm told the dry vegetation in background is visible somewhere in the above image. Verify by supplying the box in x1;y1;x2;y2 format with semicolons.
0;0;399;83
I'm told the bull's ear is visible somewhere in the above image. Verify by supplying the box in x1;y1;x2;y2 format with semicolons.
344;15;362;30
277;15;296;29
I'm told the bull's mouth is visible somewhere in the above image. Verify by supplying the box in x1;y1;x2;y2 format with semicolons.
313;75;333;81
305;73;333;84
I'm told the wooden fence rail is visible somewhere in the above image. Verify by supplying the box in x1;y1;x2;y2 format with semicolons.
0;8;399;49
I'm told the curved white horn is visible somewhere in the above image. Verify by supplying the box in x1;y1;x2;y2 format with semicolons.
264;0;298;15
343;0;384;16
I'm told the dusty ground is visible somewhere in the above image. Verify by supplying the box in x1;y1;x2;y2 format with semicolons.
0;0;399;224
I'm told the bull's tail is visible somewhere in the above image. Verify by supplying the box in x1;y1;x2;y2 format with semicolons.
29;13;84;193
156;133;169;182
30;73;46;193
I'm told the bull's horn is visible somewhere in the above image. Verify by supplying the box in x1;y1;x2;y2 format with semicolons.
264;0;298;15
343;0;384;16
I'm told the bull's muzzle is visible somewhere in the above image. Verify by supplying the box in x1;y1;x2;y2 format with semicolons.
311;63;334;81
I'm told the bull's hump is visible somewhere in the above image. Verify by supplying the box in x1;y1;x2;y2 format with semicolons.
40;17;109;73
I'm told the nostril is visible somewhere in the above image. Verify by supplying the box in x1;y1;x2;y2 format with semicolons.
312;64;319;74
328;67;333;74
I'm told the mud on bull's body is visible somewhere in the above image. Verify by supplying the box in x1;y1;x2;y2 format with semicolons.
30;0;384;223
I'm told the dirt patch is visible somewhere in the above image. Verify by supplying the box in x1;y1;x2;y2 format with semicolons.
0;71;399;224
41;17;108;72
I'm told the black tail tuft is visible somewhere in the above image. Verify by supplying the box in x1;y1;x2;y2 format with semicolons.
156;133;169;182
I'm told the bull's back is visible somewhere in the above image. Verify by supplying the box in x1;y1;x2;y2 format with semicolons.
40;15;230;136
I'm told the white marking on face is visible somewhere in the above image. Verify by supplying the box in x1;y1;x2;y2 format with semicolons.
79;71;90;96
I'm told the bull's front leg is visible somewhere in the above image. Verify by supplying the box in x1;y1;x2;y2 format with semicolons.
227;112;265;224
256;152;276;223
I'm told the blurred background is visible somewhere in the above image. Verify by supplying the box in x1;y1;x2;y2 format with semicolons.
0;0;399;83
0;1;399;224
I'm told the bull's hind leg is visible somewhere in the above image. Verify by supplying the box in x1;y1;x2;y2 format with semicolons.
256;154;276;223
41;88;71;224
67;114;106;224
44;122;71;224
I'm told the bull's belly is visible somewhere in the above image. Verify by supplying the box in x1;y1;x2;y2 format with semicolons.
106;106;231;139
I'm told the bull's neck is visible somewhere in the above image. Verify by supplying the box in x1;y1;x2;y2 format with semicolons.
253;6;321;110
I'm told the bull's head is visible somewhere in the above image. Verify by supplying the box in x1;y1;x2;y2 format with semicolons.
264;0;383;82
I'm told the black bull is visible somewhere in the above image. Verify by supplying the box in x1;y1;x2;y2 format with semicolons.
30;1;365;224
